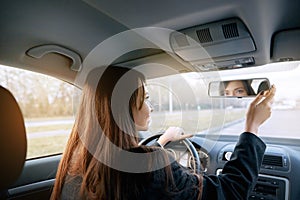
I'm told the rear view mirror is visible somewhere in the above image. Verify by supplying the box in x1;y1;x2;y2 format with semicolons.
209;78;270;97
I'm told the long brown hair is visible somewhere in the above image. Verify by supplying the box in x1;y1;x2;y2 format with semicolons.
51;66;187;199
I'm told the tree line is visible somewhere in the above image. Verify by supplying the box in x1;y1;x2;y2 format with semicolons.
0;66;80;118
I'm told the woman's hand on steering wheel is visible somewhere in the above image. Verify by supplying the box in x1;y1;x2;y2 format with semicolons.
139;131;202;174
157;127;193;147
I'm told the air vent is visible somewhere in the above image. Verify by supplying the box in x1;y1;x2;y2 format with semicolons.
222;23;239;39
196;28;213;43
262;155;283;167
170;18;256;62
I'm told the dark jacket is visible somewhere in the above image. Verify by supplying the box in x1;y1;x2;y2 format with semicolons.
61;132;266;200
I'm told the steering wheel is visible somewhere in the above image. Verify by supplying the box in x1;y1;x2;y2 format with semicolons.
139;133;202;174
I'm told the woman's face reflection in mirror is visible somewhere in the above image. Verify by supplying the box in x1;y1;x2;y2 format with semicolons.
224;80;249;97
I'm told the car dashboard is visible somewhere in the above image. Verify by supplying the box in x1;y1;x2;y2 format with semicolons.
166;135;300;200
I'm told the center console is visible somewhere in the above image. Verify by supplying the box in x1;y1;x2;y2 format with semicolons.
216;170;289;200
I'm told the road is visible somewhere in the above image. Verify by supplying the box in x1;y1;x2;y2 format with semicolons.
26;118;74;139
25;119;74;127
220;110;300;139
26;110;300;139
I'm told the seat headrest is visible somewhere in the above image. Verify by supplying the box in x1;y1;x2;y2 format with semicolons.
0;86;27;190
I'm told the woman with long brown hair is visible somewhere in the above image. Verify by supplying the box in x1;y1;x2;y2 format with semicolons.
51;65;275;199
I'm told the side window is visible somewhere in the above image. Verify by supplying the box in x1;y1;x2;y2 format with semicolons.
0;65;80;159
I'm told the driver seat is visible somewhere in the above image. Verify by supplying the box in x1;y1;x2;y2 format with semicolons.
0;86;27;199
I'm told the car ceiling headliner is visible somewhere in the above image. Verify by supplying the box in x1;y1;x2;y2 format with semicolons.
0;0;300;83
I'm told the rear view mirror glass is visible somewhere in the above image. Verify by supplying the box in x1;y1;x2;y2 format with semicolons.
209;78;270;98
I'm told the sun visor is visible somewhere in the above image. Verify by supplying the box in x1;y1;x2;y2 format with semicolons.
170;18;256;67
272;29;300;62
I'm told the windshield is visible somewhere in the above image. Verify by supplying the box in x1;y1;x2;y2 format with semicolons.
144;61;300;139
